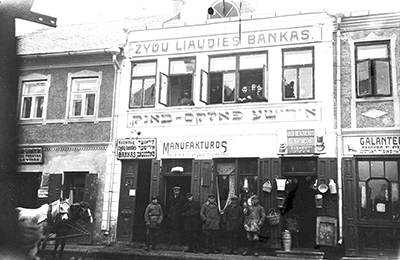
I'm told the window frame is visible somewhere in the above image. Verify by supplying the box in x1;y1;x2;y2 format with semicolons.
208;0;240;19
203;52;268;105
129;61;157;109
355;41;392;98
282;47;315;101
66;70;102;121
357;158;400;222
18;73;50;121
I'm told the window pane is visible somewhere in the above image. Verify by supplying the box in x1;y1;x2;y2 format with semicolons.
143;78;155;106
239;69;263;102
284;69;297;99
357;61;372;96
210;56;235;71
170;59;195;74
358;161;370;181
23;81;46;94
386;161;398;181
368;179;389;205
22;97;32;118
86;94;95;116
371;161;384;177
210;73;223;104
359;182;367;209
223;73;235;102
132;62;156;76
392;182;399;203
73;78;97;91
35;96;44;118
170;74;193;106
299;67;313;98
374;60;390;95
357;44;388;60
284;50;312;66
130;79;142;108
240;54;267;69
73;100;82;116
239;159;257;175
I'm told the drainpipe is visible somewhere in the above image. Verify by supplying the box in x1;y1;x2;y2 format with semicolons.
105;48;122;237
335;13;344;245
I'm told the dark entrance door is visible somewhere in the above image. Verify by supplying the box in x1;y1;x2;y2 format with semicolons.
283;175;317;248
14;172;40;208
132;160;151;242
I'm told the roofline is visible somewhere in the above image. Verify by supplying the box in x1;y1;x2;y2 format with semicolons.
19;47;121;58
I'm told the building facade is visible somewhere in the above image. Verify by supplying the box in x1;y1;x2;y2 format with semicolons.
339;11;400;257
108;1;340;251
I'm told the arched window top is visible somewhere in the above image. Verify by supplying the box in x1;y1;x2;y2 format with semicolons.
208;0;240;19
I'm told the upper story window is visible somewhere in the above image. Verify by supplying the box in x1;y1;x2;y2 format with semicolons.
20;80;48;120
357;159;400;221
159;58;195;107
67;70;101;119
282;48;314;100
201;53;267;104
130;61;156;108
208;0;239;19
355;41;391;98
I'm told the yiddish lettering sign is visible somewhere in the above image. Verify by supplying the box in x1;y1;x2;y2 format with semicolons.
117;138;157;159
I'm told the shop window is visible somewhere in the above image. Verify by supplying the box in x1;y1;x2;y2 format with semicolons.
357;159;399;221
207;0;239;19
64;172;86;203
159;58;195;107
282;48;314;100
355;41;391;98
130;61;156;108
67;70;101;119
201;53;267;104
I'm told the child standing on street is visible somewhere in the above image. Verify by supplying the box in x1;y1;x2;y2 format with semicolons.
144;195;163;251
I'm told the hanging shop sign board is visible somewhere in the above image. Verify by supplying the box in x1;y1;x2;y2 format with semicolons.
18;146;43;164
117;138;157;159
343;135;400;155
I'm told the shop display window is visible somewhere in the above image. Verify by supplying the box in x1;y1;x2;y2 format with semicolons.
159;58;195;107
201;53;267;104
357;159;399;221
282;48;314;100
129;61;156;108
355;41;391;98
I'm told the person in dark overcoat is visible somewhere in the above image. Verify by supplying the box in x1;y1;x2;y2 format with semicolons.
167;186;186;246
182;193;201;253
222;195;244;254
144;195;163;251
200;194;220;254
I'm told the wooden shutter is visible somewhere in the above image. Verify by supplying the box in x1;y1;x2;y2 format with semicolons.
342;157;359;256
318;158;338;217
191;160;201;201
198;160;213;204
48;173;62;203
259;158;281;248
83;173;97;210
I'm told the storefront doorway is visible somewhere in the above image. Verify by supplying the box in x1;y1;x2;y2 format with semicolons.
13;172;40;208
282;158;318;249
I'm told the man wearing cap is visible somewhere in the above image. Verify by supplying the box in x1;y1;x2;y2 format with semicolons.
200;194;220;254
182;193;201;253
167;186;186;247
223;195;244;254
144;195;163;251
242;195;266;257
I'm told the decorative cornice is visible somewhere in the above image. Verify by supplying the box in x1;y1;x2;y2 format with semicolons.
43;145;108;152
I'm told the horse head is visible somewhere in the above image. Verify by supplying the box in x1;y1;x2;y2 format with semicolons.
70;201;93;224
58;198;70;222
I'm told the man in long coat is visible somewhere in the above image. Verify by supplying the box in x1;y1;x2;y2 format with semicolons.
200;194;220;254
242;195;266;257
223;195;244;254
182;193;201;253
167;186;186;246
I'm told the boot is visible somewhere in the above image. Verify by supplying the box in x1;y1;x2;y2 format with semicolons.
242;240;253;256
232;236;238;255
210;233;218;254
254;241;260;257
204;236;209;254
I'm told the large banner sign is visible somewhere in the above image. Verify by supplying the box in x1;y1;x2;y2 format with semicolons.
117;138;157;159
160;139;231;158
343;136;400;155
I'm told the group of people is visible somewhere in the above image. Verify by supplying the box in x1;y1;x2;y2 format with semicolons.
144;186;266;257
238;84;267;103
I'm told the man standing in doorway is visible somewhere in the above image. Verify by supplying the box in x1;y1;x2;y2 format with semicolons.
167;186;186;247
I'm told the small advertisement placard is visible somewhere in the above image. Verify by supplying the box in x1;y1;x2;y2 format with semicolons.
117;138;157;160
18;147;43;164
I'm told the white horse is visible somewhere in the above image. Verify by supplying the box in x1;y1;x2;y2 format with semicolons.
15;198;70;259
